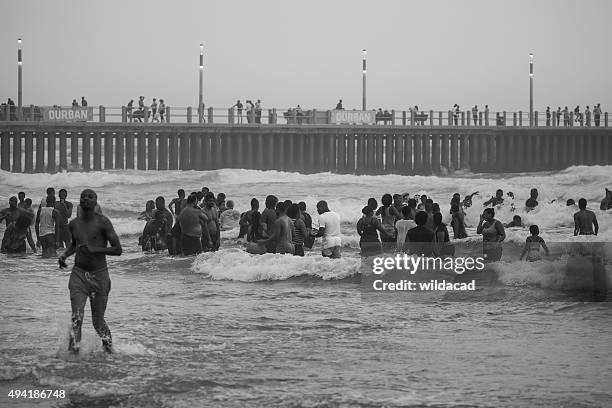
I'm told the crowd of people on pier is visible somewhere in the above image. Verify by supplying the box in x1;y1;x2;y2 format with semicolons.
230;99;263;124
545;104;604;127
126;96;167;123
71;97;88;108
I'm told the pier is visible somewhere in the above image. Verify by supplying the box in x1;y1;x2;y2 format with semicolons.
1;122;610;175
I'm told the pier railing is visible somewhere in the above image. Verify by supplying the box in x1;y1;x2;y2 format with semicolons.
1;105;609;128
1;122;610;175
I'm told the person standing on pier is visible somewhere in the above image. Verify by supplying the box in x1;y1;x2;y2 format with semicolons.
472;105;478;126
159;99;166;123
81;97;87;107
231;100;244;124
255;99;262;124
563;107;569;127
585;106;591;126
556;107;561;126
546;107;551;126
594;103;601;127
127;99;134;122
151;98;158;123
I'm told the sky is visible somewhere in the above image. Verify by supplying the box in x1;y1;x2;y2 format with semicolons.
1;0;611;112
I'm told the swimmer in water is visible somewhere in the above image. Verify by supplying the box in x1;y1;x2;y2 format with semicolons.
525;188;539;210
504;215;522;228
483;189;504;207
600;188;612;210
520;225;549;261
58;189;122;354
573;198;598;236
258;201;295;254
462;192;478;208
0;196;33;254
55;189;73;248
168;189;187;218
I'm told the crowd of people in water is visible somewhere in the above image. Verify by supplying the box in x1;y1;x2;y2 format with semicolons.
0;186;607;354
1;186;608;263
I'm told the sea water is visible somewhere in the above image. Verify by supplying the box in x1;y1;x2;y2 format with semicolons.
0;166;611;407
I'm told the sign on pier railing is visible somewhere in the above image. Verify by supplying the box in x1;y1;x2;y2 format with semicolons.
41;107;93;122
330;109;375;125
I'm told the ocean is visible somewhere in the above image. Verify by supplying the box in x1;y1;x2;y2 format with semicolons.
1;166;611;407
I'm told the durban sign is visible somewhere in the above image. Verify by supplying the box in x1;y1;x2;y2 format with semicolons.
41;107;93;122
330;109;375;125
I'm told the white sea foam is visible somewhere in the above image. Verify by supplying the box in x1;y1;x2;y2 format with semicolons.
191;248;362;281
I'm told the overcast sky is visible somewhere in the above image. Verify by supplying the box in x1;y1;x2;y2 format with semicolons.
1;0;610;112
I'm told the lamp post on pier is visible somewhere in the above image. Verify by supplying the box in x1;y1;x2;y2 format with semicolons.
529;53;534;126
362;49;367;110
18;38;23;120
199;43;204;123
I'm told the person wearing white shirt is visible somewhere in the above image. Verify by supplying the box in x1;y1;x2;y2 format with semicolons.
311;200;341;259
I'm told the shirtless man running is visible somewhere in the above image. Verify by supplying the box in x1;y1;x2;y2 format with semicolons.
58;189;122;353
574;198;599;236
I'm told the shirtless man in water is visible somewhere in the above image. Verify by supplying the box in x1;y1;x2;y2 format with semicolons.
574;198;599;236
178;194;211;255
0;196;33;254
259;201;295;254
58;189;122;353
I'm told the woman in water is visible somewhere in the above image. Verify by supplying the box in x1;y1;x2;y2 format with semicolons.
476;207;505;262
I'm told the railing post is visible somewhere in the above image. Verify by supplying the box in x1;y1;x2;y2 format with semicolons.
144;106;149;123
485;110;489;126
273;108;278;124
438;111;442;126
391;109;396;125
410;109;414;126
552;111;557;127
534;111;538;127
121;106;127;123
503;111;506;126
228;108;234;124
461;111;465;126
99;105;105;123
208;107;213;123
478;111;483;126
187;107;192;123
519;111;522;126
513;112;517;126
166;106;170;123
605;112;608;127
402;110;406;126
448;110;452;126
429;110;433;126
569;112;574;127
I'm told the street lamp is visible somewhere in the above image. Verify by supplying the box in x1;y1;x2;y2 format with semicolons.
529;53;534;126
362;49;367;110
18;38;22;120
199;43;204;123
